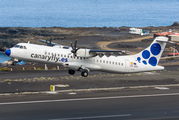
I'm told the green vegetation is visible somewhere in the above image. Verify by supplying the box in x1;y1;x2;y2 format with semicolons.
166;57;175;60
4;79;11;82
36;68;43;70
0;67;11;71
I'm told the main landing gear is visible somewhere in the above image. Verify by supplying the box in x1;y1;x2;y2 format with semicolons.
81;70;88;77
68;69;75;75
68;69;89;77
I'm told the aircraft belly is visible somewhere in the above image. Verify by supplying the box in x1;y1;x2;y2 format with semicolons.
86;64;101;70
68;62;101;71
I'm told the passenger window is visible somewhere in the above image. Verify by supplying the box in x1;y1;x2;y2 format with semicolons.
121;63;123;66
109;61;111;64
58;54;60;56
20;46;23;49
103;60;105;63
106;61;108;64
115;62;117;65
118;62;120;65
97;59;98;62
24;46;27;49
61;54;63;57
64;55;66;57
100;60;102;63
112;62;114;64
80;57;82;60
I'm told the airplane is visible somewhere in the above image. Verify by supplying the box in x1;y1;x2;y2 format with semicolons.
4;36;169;77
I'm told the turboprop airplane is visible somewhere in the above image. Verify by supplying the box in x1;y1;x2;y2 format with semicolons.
5;36;169;77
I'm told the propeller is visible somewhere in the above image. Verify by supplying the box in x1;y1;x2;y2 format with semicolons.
45;36;53;46
70;39;79;56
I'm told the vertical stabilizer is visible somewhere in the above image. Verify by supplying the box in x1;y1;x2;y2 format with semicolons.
134;36;168;66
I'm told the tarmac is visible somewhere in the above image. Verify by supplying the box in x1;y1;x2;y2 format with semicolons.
0;65;179;96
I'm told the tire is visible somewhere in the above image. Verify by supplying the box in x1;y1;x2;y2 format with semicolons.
81;70;88;77
68;69;75;75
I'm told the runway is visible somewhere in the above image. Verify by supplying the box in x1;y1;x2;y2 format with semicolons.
0;65;178;79
0;65;179;119
0;90;179;120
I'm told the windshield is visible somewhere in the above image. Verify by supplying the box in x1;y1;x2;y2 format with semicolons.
14;45;20;48
14;45;27;49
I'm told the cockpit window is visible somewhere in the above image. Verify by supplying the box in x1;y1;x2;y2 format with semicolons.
14;45;27;49
14;45;20;48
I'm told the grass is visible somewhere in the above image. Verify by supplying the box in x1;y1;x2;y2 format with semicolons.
0;67;11;71
36;68;43;70
166;57;175;60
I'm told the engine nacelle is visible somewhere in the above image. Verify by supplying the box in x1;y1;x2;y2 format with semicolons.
76;49;96;57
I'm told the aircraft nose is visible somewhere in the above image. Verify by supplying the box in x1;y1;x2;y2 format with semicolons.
5;49;11;56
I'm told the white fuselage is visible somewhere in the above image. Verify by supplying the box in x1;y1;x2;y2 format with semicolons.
9;42;164;73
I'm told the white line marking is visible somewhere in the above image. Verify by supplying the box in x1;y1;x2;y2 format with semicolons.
1;93;179;105
49;114;131;120
155;87;169;90
68;92;77;95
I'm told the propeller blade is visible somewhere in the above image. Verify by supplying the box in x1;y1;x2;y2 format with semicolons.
49;36;53;46
45;38;47;44
70;39;80;57
74;39;78;50
70;41;73;49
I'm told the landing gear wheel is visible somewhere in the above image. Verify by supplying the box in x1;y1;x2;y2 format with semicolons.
81;70;88;77
68;69;75;75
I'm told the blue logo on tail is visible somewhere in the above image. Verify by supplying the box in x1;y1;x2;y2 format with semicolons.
137;43;161;66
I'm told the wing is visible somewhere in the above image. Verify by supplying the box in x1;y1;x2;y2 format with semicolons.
75;48;130;57
39;40;71;49
39;39;59;46
89;49;130;56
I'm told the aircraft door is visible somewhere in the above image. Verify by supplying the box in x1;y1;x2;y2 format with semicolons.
125;59;130;72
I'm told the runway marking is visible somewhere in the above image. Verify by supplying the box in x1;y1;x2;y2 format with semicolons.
155;87;169;90
49;114;131;120
1;92;179;105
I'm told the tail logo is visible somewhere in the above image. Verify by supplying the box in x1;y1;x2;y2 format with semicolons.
137;43;161;66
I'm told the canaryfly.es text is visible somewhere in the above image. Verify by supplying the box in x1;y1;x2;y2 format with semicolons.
31;53;68;62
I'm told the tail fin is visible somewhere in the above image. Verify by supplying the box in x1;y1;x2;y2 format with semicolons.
134;36;168;66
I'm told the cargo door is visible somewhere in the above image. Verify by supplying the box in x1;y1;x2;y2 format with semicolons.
125;59;130;72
